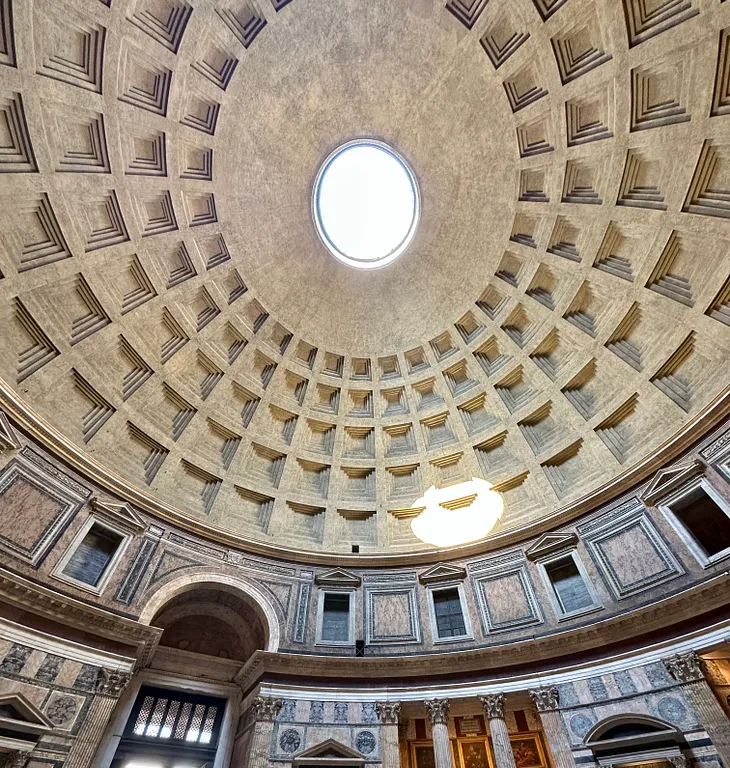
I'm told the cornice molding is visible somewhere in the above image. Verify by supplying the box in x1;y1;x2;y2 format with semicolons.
640;460;705;506
91;496;148;536
419;563;467;584
236;572;730;695
524;533;578;561
314;568;362;588
1;380;729;567
0;567;161;668
0;411;21;451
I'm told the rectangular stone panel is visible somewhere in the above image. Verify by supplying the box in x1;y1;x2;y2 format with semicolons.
470;552;542;633
578;501;684;598
0;455;87;565
365;586;421;644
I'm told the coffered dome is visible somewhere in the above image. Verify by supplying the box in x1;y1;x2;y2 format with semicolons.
1;0;729;554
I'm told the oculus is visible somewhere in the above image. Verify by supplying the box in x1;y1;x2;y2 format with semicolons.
313;139;420;269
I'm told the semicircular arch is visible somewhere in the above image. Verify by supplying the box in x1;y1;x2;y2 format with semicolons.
138;571;280;652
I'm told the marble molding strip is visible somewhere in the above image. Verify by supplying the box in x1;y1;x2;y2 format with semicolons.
246;597;730;699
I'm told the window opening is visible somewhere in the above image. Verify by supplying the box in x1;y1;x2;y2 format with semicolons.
321;593;351;643
112;686;226;768
545;556;594;614
62;524;123;586
433;588;466;638
671;486;730;557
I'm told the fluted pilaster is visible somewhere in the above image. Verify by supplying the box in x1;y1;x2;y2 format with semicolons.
244;697;283;768
664;652;730;768
64;670;131;768
377;702;402;768
480;694;517;768
425;699;453;768
528;687;576;768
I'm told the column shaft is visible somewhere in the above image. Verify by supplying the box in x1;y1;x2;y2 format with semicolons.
535;709;577;768
425;699;453;768
681;680;730;768
246;719;276;768
432;721;453;768
489;715;517;768
664;652;730;768
65;669;130;768
381;724;400;768
481;694;516;768
64;695;118;768
377;702;402;768
240;696;282;768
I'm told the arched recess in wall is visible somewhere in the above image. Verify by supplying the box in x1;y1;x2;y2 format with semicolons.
138;572;281;653
584;713;685;767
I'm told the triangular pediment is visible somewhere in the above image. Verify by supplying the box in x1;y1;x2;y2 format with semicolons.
314;568;361;587
296;739;364;760
640;460;704;505
0;693;54;733
419;562;467;584
0;411;21;451
525;532;578;561
91;496;148;534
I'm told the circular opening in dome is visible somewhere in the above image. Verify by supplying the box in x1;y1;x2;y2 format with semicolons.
313;139;420;269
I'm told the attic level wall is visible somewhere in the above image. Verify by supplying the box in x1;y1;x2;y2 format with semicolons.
1;415;730;660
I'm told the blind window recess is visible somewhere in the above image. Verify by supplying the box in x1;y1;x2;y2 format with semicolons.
545;557;594;614
62;524;124;586
432;587;467;638
671;486;730;558
321;592;351;642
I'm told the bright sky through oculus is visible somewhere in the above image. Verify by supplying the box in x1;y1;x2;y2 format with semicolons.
313;140;419;269
410;478;504;548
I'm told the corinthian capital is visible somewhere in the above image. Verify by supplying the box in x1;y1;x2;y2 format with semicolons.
253;696;283;722
663;651;705;684
424;698;450;725
376;701;401;724
528;686;559;712
96;669;132;697
480;693;505;720
4;751;28;768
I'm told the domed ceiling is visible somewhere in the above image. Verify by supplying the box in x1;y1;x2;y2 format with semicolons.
1;0;729;554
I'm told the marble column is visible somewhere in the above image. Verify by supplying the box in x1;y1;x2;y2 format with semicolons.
398;718;410;768
425;699;453;768
480;694;517;768
244;696;283;768
664;652;730;768
528;686;576;768
377;702;402;768
64;670;131;768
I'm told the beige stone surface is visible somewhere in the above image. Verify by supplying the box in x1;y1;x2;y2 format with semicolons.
1;0;729;554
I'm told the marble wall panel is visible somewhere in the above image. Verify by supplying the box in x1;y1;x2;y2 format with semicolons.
0;452;88;565
578;503;684;599
365;586;421;644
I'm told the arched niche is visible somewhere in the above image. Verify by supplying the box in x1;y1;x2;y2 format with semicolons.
585;714;685;768
139;573;280;655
